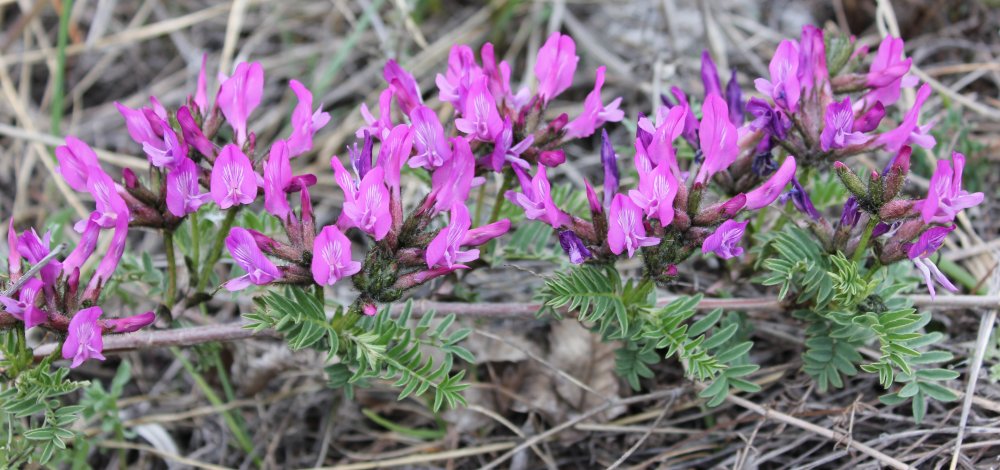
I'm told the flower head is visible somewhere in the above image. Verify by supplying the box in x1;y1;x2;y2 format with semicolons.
431;138;477;213
287;80;331;157
695;94;738;185
865;37;916;106
62;307;105;368
535;32;579;104
263;141;293;220
920;152;984;224
224;227;282;291
409;106;452;169
426;205;480;269
702;219;748;259
455;77;502;141
0;278;46;329
629;163;678;225
820;96;869;151
505;165;570;228
608;193;660;258
383;60;423;115
210;144;258;209
340;167;392;240
312;225;361;286
166;157;211;217
564;66;624;139
218;61;264;146
754;39;801;112
486;116;533;172
56;136;101;192
908;225;958;298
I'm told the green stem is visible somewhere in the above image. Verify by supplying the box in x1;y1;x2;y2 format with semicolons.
164;231;177;309
197;208;238;292
50;0;73;136
473;183;487;226
190;211;201;271
853;217;878;265
487;171;514;224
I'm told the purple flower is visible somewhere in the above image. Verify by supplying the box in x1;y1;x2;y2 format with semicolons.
820;97;869;151
409;106;452;169
55;136;101;192
754;39;801;112
62;307;105;368
143;127;188;169
558;230;592;264
0;278;46;329
726;69;744;125
63;217;100;276
877;84;935;152
431;138;477;213
436;45;480;112
701;50;723;98
797;25;829;96
166;157;211;217
564;66;624;139
505;164;571;228
84;170;129;230
377;124;413;198
746;97;791;140
908;225;959;298
7;218;20;279
339;166;392;240
218;61;264;146
263;141;292;220
85;218;128;296
535;32;579;104
358;87;395;141
224;227;282;291
745;156;797;210
601;129;619;208
865;37;916;107
853;102;885;133
104;311;156;333
176;106;215;158
629;163;679;225
608;193;660;258
486;116;533;172
783;177;821;220
194;54;211;117
840;196;861;228
287;80;331;157
350;131;375;180
920;152;984;224
115;102;162;149
312;225;361;286
702;219;749;259
694;94;738;185
210;144;258;209
462;219;511;246
383;60;423;115
666;87;700;146
636;105;686;177
18;229;61;287
455;77;502;141
426;205;480;269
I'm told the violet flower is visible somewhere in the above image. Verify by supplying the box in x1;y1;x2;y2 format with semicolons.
358;87;395;140
176;106;215;158
564;66;624;139
920;152;984;224
840;196;861;229
409;105;453;169
558;230;592;264
166;157;211;217
377;124;414;198
436;45;479;112
865;36;916;107
746;97;791;140
783;177;821;220
608;193;660;258
535;32;579;104
62;307;105;368
83;170;129;230
629;163;678;225
85;218;128;296
876;83;935;153
55;136;101;192
694;94;739;185
104;311;156;333
426;205;480;269
505;164;571;228
224;227;283;291
431;138;477;213
312;225;361;286
702;219;749;259
143;127;188;169
0;278;46;329
62;217;100;276
853;102;885;133
601;129;619;208
745;156;797;210
701;50;723;98
908;225;959;298
287;80;331;157
487;116;533;171
18;229;61;287
820;96;869;151
217;61;264;146
726;70;744;125
383;59;423;115
115;101;162;149
462;219;511;246
210;144;258;209
263;141;293;220
754;39;801;112
455;77;502;142
339;166;392;240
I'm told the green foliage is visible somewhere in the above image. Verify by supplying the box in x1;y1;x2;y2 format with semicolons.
247;288;471;412
79;361;133;439
755;224;957;420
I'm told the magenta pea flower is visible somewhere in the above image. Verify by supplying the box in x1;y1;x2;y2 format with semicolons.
877;84;935;153
223;227;283;291
745;155;796;210
754;39;801;112
797;25;829;96
85;170;130;230
701;50;723;98
115;102;163;149
564;66;624;139
505;164;571;228
176;106;215;158
143;127;188;169
7;218;20;279
426;205;480;269
920;152;984;224
217;61;264;146
62;307;105;368
535;32;579;104
287;80;331;157
431;138;477;213
608;193;660;258
702;219;749;259
726;70;744;124
854;102;886;133
18;228;61;287
558;230;592;264
384;60;423;115
436;45;480;112
629;163;678;226
194;54;212;117
63;217;100;276
358;87;395;140
694;94;739;185
487;116;533;172
455;77;502;141
908;225;959;298
409;106;452;169
312;225;361;286
105;311;156;333
637;105;686;175
377;124;414;197
263;141;293;220
55;136;101;192
210;144;258;209
85;218;129;296
820;96;869;151
462;218;511;246
783;177;821;220
166;157;211;217
601;129;620;208
339;166;392;240
865;36;916;107
0;278;46;329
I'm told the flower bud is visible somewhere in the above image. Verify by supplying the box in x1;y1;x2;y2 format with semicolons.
853;102;885;133
834;161;867;200
104;311;156;333
882;146;911;201
879;199;915;221
539;149;565;167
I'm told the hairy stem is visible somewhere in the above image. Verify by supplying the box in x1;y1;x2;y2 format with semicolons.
853;217;878;265
197;208;238;292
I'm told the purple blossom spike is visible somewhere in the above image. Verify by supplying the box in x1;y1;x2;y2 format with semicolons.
358;87;395;140
695;94;738;185
745;156;797;210
409;106;452;169
455;77;502;141
702;219;748;259
564;66;624;139
426;205;480;269
535;32;579;104
920;152;984;224
754;39;801;112
629;163;678;225
558;230;592;264
63;307;105;368
784;177;821;220
340;167;392;240
383;60;423;115
287;80;331;157
210;144;258;209
608;193;659;258
820;97;869;151
877;84;935;152
105;311;156;333
263;141;293;220
224;227;282;291
312;225;361;286
166;157;211;217
908;225;959;298
726;69;744;125
701;50;723;98
0;278;46;329
601;129;619;208
217;61;264;146
55;136;101;192
505;164;571;228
